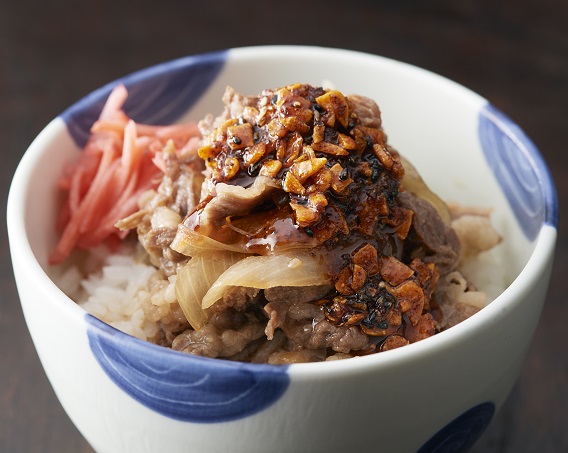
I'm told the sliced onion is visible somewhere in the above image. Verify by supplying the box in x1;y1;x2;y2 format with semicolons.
170;223;247;257
175;252;243;330
202;253;330;309
400;155;451;224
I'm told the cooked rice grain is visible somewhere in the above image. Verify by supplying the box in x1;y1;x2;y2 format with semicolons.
77;251;162;340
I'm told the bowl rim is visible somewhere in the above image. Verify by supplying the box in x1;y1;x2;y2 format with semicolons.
7;45;559;376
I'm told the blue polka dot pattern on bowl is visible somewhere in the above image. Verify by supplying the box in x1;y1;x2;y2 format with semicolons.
418;402;495;453
60;50;228;147
86;315;290;423
478;104;558;240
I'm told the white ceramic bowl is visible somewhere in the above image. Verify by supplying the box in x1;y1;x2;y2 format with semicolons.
8;46;557;453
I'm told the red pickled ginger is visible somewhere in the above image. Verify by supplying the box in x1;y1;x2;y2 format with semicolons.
50;84;200;264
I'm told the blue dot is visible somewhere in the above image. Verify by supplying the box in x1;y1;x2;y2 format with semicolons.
418;402;495;453
60;49;228;147
478;104;557;240
86;315;290;423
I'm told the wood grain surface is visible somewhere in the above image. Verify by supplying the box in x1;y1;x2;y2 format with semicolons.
1;0;566;451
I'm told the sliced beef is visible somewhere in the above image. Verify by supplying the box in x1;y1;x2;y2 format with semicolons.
221;86;261;126
182;176;280;241
264;284;332;305
116;145;204;275
270;295;370;355
282;318;370;354
398;191;461;274
435;270;487;329
348;94;382;129
263;285;331;340
171;313;266;358
171;324;223;357
212;286;261;313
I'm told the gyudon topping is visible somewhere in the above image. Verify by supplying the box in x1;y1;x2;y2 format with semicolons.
55;83;501;363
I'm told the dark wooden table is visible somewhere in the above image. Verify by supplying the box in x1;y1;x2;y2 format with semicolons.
1;0;566;451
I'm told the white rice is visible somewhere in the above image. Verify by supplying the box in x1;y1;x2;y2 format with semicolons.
56;246;166;341
80;254;157;339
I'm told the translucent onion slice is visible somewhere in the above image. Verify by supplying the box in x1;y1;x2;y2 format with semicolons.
175;252;243;330
170;223;247;257
400;155;451;224
202;253;330;309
